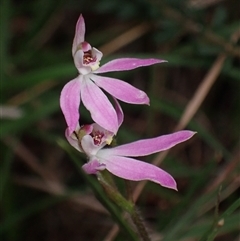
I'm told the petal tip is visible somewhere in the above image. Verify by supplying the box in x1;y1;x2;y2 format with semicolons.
188;131;197;138
162;179;178;191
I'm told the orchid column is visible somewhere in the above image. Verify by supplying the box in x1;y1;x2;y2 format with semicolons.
60;14;195;241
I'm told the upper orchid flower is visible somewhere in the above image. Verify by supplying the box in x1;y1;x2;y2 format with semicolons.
60;14;166;134
67;123;195;190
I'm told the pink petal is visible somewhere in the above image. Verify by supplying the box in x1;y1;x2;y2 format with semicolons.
91;47;103;63
72;14;85;56
91;75;149;104
82;159;106;174
60;77;81;134
101;131;196;157
80;77;119;133
73;50;84;68
113;98;124;127
65;127;82;152
94;58;166;74
102;156;177;190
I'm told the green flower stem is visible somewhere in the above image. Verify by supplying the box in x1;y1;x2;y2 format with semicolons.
97;171;134;213
131;207;151;241
97;171;151;241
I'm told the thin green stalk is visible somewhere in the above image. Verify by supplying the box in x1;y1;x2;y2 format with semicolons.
98;172;151;241
131;207;151;241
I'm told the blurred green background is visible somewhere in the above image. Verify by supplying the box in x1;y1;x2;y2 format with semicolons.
1;0;239;240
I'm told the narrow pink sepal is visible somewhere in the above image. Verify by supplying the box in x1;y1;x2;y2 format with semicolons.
92;75;149;105
103;156;177;190
60;78;81;134
65;127;82;152
94;58;166;74
72;14;85;56
80;77;119;134
113;98;124;127
102;131;196;157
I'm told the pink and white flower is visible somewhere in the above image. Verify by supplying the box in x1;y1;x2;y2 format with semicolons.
67;123;195;190
60;14;166;134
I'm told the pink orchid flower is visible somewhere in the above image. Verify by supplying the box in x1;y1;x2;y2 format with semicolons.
66;97;123;152
67;123;195;190
60;14;166;134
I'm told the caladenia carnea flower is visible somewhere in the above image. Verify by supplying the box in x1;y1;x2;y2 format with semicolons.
60;14;166;134
66;97;123;151
66;123;196;190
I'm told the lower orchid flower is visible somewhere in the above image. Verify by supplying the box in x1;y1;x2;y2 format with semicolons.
66;97;123;152
66;123;196;190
